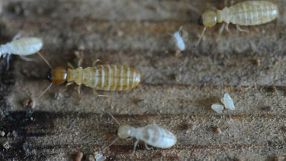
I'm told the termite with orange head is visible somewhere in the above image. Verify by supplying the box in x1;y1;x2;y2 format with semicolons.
197;1;279;45
38;54;141;97
102;113;177;154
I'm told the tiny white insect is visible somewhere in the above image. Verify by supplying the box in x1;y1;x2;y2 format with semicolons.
221;93;235;110
211;103;224;113
105;113;177;153
0;37;43;57
118;124;177;150
173;29;186;51
95;152;106;161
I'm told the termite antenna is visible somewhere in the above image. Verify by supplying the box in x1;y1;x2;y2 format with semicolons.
99;110;120;152
38;82;53;98
101;137;119;152
196;27;207;46
38;52;52;69
178;26;183;32
168;26;183;37
106;112;121;125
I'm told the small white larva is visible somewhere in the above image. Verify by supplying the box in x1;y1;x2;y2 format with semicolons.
221;93;235;110
105;113;177;153
173;30;186;51
211;103;224;113
118;124;177;150
95;152;106;161
0;37;43;57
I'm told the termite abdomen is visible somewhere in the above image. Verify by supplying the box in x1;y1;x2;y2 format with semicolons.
48;65;141;91
73;65;141;91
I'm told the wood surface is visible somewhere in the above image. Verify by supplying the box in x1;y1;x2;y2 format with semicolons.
0;0;285;160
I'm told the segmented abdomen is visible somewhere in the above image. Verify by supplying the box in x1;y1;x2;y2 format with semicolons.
141;124;177;148
227;1;278;26
78;65;141;91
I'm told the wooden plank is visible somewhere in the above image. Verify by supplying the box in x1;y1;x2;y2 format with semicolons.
0;111;285;160
0;0;285;160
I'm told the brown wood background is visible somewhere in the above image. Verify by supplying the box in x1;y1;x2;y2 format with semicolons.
0;0;285;160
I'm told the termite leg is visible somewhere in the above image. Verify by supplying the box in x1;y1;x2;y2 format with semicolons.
5;54;11;70
12;32;22;40
217;24;226;42
77;85;82;95
236;25;249;33
74;51;84;67
132;140;140;154
77;57;83;67
217;23;230;42
92;89;98;95
19;56;35;62
58;87;68;94
144;143;151;150
93;89;109;97
225;23;230;33
178;26;183;33
175;50;182;57
68;62;75;69
219;23;225;36
92;59;102;66
66;82;73;86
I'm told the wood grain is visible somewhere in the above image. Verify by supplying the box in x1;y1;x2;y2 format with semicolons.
0;0;285;160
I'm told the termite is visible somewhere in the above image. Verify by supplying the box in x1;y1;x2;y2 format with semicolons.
94;152;106;161
49;64;141;92
0;37;43;67
197;1;279;45
118;124;177;150
211;103;224;114
0;37;43;56
173;27;186;52
38;53;141;97
103;113;177;153
221;93;235;110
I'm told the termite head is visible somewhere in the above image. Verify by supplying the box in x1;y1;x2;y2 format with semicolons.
202;10;218;28
48;67;67;85
118;125;133;139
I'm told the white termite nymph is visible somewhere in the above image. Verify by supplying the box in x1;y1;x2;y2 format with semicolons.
211;103;224;114
0;37;43;57
118;124;177;150
173;29;186;52
104;113;177;153
0;37;43;68
95;152;106;161
221;93;235;110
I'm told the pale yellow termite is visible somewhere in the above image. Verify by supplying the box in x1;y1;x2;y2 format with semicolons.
48;64;141;93
197;1;279;44
37;52;141;97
